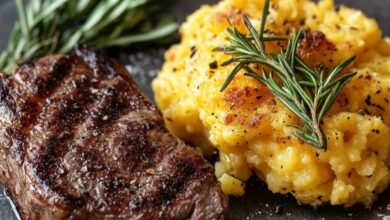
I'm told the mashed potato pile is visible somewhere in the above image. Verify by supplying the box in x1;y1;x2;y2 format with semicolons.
152;0;390;207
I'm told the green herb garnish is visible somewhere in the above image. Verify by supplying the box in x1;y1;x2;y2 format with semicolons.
0;0;178;73
215;0;356;150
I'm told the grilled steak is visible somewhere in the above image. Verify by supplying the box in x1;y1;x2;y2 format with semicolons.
0;46;227;220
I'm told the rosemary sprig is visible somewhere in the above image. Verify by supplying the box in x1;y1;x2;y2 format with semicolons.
0;0;178;73
215;0;356;150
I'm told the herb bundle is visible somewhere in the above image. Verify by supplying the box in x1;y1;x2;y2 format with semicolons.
0;0;178;73
215;0;356;150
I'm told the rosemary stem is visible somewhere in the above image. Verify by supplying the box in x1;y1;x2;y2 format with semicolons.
216;0;356;150
0;0;178;73
311;94;325;148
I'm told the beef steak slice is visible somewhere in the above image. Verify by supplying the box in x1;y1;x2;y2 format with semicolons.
0;46;227;220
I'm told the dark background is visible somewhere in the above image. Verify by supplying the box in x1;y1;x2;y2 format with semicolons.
0;0;389;219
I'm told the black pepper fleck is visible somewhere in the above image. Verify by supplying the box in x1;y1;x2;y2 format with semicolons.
375;104;385;111
209;61;218;69
365;95;372;106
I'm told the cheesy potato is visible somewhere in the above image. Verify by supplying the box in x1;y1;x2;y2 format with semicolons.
152;0;390;207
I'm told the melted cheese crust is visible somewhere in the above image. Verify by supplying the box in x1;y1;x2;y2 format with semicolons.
152;0;390;207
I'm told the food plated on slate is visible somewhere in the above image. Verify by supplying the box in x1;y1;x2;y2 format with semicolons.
0;0;389;219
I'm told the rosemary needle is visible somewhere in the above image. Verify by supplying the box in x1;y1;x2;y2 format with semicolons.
0;0;178;73
215;0;356;150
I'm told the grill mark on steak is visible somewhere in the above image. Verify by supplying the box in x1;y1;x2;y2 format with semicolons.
25;62;148;207
76;46;155;112
0;46;227;220
37;56;74;96
130;150;203;211
27;84;96;204
0;57;85;168
14;56;74;97
12;56;74;129
76;45;118;79
18;58;138;210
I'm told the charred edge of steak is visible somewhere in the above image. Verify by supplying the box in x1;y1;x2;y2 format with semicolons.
0;46;228;220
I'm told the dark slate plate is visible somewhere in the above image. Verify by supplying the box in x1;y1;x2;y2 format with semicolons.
0;0;389;219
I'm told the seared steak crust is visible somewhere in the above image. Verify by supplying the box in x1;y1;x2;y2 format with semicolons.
0;46;227;219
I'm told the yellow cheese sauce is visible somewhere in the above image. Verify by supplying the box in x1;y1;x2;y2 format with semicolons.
152;0;390;207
